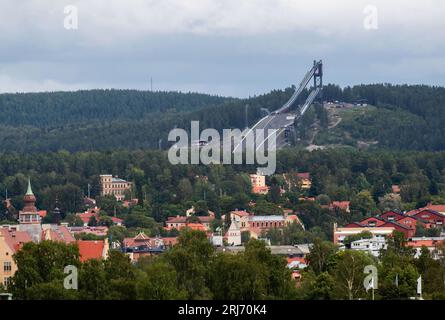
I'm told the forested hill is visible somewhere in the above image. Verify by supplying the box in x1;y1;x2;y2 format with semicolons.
321;84;445;151
0;84;445;152
0;87;298;152
0;90;233;127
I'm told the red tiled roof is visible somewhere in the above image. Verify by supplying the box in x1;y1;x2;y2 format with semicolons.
425;204;445;213
0;227;32;252
252;186;269;194
111;217;123;223
330;201;350;211
43;226;76;243
185;223;207;231
287;257;306;265
77;240;105;262
230;210;250;217
407;239;444;248
297;172;311;180
379;211;405;221
78;212;96;224
77;212;123;225
412;209;445;219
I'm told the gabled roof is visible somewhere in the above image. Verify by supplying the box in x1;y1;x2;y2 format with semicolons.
379;211;405;221
0;227;32;252
381;220;413;231
425;204;445;213
42;225;76;243
412;209;445;219
359;217;386;227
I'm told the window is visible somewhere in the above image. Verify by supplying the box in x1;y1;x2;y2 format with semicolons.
4;262;12;272
4;277;9;287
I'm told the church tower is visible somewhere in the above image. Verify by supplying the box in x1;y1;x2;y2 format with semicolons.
19;179;41;225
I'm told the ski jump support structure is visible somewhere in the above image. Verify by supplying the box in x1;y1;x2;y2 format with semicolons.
233;60;323;152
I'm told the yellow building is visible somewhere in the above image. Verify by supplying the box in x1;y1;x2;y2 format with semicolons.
0;226;31;289
100;174;132;201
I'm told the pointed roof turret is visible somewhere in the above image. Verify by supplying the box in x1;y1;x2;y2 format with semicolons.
26;178;34;196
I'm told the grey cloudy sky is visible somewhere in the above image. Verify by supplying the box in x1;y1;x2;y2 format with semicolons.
0;0;444;97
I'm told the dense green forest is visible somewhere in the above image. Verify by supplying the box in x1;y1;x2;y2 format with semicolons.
0;84;444;152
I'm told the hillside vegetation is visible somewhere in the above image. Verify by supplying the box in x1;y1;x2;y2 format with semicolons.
0;84;444;152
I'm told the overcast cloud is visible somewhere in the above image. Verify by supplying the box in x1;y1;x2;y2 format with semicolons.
0;0;444;97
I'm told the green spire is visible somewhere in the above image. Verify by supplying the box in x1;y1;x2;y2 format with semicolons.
26;178;34;196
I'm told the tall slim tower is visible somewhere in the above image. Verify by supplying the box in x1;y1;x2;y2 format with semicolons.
19;179;40;225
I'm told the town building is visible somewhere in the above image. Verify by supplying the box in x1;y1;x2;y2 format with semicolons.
408;209;445;228
297;173;312;190
165;215;214;231
342;212;420;240
250;174;269;194
349;237;387;257
0;226;31;288
122;232;178;262
223;210;251;232
76;207;123;227
225;219;242;246
68;226;109;237
77;239;109;262
406;237;445;259
0;181;75;288
100;174;132;201
333;223;395;245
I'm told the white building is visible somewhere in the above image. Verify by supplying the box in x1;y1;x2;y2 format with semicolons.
350;237;387;257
